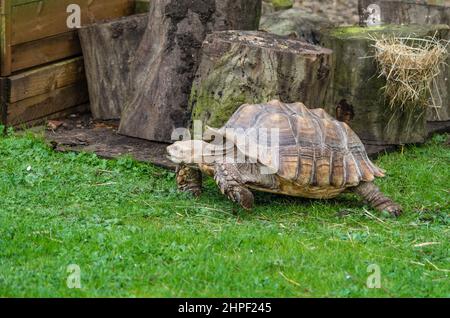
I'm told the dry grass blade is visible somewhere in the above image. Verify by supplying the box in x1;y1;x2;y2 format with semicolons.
371;34;448;111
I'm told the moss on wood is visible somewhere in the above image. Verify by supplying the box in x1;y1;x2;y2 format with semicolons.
321;24;450;145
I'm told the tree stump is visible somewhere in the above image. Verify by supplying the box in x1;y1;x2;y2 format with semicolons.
79;14;148;120
320;24;450;146
358;0;450;127
259;8;335;44
118;0;262;142
427;53;450;123
190;31;333;128
359;0;450;26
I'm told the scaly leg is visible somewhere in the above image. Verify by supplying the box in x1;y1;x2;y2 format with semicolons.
214;163;254;210
176;165;202;197
353;182;402;217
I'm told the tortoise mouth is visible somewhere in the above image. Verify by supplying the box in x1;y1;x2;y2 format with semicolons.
166;155;183;164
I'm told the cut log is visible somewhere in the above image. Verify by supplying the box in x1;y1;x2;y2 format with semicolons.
358;0;450;124
320;24;450;146
358;0;450;26
427;53;450;122
0;57;88;127
118;0;262;142
262;1;276;15
79;14;148;120
190;31;333;128
259;8;335;44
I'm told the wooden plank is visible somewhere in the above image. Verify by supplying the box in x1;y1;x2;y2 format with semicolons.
11;0;134;46
1;0;13;76
0;77;10;124
8;56;85;103
359;0;450;25
7;81;89;125
10;31;81;74
19;103;88;127
79;13;147;119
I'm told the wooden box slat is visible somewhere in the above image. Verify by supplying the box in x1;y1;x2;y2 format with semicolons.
1;57;88;126
7;82;89;125
11;31;81;74
1;0;135;76
11;0;134;45
9;57;85;103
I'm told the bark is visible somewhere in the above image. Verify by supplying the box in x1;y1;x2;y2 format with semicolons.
190;31;333;128
358;0;450;122
358;0;450;26
118;0;262;142
79;14;148;120
320;24;450;146
260;8;335;44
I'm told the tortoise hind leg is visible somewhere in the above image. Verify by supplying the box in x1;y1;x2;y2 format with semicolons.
214;163;254;210
353;182;402;217
176;165;203;197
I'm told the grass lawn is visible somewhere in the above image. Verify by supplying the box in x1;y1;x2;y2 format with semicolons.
0;129;448;298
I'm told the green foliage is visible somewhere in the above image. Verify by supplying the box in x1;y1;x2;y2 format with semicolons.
0;132;448;297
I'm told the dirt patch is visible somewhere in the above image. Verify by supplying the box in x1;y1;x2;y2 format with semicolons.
45;113;175;170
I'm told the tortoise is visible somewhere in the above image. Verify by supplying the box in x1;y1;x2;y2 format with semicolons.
167;100;402;216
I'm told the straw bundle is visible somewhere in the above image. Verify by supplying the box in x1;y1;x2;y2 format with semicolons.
372;35;448;110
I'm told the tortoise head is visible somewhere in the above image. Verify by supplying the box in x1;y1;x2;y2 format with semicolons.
335;99;355;125
167;140;212;165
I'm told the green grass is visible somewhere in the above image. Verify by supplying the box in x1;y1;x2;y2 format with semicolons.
0;130;448;298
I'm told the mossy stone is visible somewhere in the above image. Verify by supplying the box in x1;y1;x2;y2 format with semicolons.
320;24;450;145
271;0;293;11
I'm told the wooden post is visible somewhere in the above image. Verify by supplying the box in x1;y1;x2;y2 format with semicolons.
259;8;334;44
79;14;148;120
320;24;450;146
358;0;450;26
190;31;333;128
358;0;450;128
118;0;262;142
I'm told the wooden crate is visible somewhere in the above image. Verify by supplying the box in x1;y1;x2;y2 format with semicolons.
0;57;89;126
0;0;135;76
0;0;137;126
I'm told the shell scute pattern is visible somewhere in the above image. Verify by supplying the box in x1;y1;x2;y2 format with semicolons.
222;100;385;188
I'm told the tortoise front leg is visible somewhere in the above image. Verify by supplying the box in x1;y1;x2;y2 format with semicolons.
176;165;203;197
353;182;402;217
214;163;254;210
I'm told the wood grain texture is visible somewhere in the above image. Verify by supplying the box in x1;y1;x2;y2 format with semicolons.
358;0;450;123
321;24;450;145
6;81;89;125
1;0;134;76
10;32;81;75
119;0;262;142
358;0;450;26
190;31;333;128
1;0;13;76
8;57;85;103
79;14;148;120
11;0;134;45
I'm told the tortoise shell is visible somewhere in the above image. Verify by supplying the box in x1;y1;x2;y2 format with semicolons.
209;100;385;188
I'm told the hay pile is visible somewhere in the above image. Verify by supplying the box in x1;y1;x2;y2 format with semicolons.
372;35;448;110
